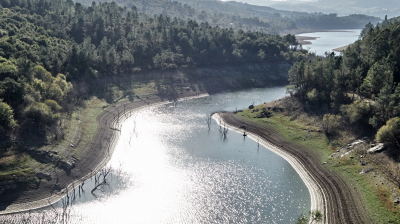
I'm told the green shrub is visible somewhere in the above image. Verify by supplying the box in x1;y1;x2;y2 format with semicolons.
376;117;400;145
340;100;371;124
44;99;61;112
322;114;342;134
0;100;16;129
24;102;59;126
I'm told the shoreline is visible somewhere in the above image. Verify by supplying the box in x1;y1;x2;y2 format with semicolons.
333;44;351;52
296;36;319;45
0;92;209;215
212;113;327;223
295;30;356;46
1;62;292;214
217;111;374;224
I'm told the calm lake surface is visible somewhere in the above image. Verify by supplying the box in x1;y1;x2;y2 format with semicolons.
297;29;362;56
38;87;311;223
19;32;363;223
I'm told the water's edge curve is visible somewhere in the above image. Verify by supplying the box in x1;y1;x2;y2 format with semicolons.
0;93;209;215
212;113;327;224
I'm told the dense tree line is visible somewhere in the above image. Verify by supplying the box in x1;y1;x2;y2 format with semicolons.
287;18;400;145
74;0;296;34
360;15;400;38
0;0;306;135
74;0;381;35
295;13;381;29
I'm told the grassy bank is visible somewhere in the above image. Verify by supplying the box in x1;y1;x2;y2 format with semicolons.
1;62;290;193
0;77;181;186
238;102;400;224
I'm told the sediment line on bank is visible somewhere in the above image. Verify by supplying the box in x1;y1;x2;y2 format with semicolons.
212;113;327;224
214;112;373;224
0;93;208;215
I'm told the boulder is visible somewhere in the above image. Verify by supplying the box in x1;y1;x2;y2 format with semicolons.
368;143;386;153
248;105;254;109
359;168;373;174
54;183;62;191
35;172;52;181
35;151;53;163
59;160;75;171
255;111;272;118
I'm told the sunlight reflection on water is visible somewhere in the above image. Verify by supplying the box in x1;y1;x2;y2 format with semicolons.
25;87;310;223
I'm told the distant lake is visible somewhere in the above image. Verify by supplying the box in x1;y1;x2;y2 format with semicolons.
297;29;362;56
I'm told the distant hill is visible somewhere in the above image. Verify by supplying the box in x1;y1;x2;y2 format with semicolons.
76;0;381;34
259;0;398;19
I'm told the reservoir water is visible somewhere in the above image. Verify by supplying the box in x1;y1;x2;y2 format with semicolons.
5;30;363;223
297;29;362;56
32;87;310;223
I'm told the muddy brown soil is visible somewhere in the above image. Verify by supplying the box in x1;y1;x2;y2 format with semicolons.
220;112;373;224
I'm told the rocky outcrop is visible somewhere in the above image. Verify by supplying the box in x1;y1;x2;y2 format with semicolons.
367;143;386;153
35;172;52;181
58;160;75;172
255;109;272;119
54;183;62;192
26;149;55;163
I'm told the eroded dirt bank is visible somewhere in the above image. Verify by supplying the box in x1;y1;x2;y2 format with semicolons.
219;112;373;224
0;92;207;214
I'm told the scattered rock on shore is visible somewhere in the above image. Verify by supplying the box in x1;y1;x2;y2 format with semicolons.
255;111;271;119
26;149;56;163
54;183;62;192
58;160;75;172
35;172;52;181
368;143;386;153
359;168;373;174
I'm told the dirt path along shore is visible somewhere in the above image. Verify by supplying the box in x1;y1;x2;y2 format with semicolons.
219;113;373;224
0;92;207;215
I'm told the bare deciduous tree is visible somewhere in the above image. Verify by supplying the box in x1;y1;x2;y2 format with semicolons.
205;114;212;130
91;166;112;194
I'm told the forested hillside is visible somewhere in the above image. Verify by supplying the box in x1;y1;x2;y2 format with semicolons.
265;0;399;19
75;0;381;34
360;15;400;38
0;0;309;140
287;18;400;184
289;18;400;133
